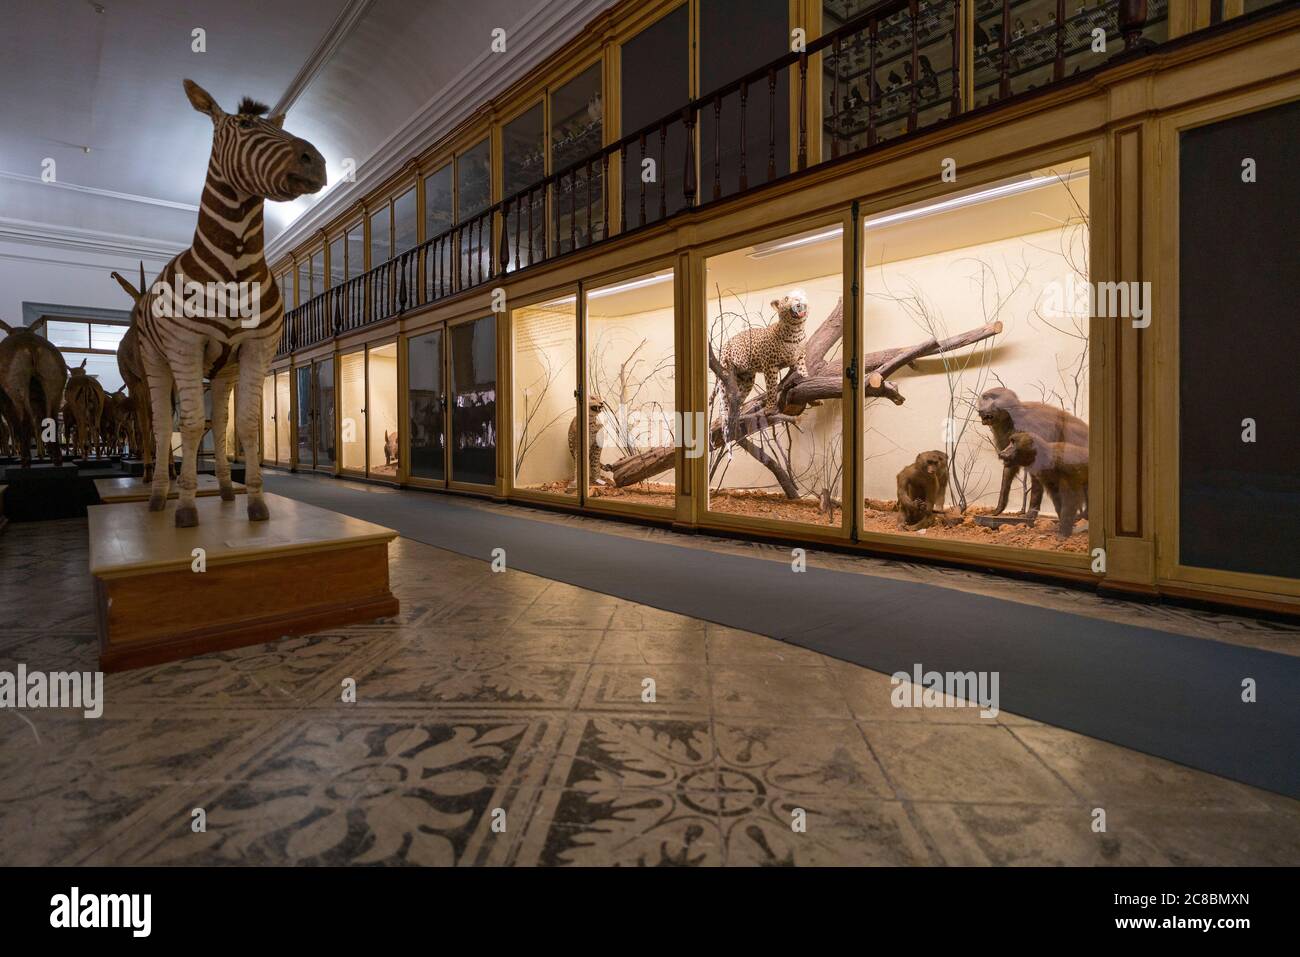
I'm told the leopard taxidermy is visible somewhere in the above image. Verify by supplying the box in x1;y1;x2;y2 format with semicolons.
568;397;605;486
717;289;809;414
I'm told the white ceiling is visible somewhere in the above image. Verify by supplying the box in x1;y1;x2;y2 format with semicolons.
0;0;613;256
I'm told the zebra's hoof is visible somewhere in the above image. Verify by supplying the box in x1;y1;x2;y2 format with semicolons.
219;484;236;502
247;499;270;522
174;505;199;528
147;495;166;512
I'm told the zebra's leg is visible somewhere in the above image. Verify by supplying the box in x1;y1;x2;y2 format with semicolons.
143;348;175;512
235;343;271;521
210;370;235;501
171;347;207;528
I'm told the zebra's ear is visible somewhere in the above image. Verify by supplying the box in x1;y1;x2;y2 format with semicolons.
268;113;286;129
183;79;224;120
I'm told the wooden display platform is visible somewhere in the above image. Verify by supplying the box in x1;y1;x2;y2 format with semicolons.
88;493;399;671
95;474;246;504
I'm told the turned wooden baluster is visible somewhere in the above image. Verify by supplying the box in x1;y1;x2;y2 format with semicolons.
658;122;668;219
950;0;961;117
512;199;520;271
497;205;507;277
868;18;878;146
739;80;749;190
585;159;592;245
1121;1;1152;48
398;254;408;312
684;105;697;208
831;35;841;160
527;188;535;265
999;0;1011;100
570;170;578;251
797;52;808;170
601;151;609;239
713;94;722;200
1054;0;1066;79
767;68;777;181
639;133;647;227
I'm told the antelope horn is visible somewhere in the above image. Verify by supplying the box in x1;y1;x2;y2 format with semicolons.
139;261;146;297
110;271;142;303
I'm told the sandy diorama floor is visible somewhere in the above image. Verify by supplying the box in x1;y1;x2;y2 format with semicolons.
861;501;1089;553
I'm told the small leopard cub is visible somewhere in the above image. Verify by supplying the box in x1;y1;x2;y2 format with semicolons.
717;289;809;414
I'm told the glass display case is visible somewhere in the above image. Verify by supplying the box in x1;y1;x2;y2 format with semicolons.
551;62;604;254
860;160;1092;552
504;103;547;270
512;295;579;498
457;138;492;287
366;342;400;479
275;371;291;464
261;373;276;463
705;225;846;528
450;315;497;485
585;269;676;509
339;349;367;473
408;329;446;482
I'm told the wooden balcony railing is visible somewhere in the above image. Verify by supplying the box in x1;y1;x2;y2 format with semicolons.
276;0;1190;358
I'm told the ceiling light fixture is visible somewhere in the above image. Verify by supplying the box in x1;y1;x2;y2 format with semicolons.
588;270;674;299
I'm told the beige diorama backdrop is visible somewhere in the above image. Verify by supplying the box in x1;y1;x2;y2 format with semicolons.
587;276;676;482
261;375;275;462
705;251;845;502
275;372;291;463
512;300;579;491
340;350;366;471
366;344;399;476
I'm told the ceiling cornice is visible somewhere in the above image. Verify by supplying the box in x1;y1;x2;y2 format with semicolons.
0;169;200;213
271;0;377;117
0;217;186;261
267;0;614;262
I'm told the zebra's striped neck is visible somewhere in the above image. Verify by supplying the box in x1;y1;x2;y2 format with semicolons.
189;158;267;282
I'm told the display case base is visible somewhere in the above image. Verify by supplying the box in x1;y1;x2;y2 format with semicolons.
94;474;246;504
88;493;399;671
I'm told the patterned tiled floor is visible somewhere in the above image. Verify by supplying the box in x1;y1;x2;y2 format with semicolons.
1;515;1299;866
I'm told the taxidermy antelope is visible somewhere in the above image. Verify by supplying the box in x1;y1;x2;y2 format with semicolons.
0;318;68;467
133;80;325;526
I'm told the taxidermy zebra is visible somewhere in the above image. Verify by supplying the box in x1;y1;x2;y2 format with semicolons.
133;80;325;526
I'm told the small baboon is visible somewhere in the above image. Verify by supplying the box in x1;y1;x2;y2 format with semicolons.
384;429;399;466
896;450;949;529
977;386;1088;519
997;431;1089;538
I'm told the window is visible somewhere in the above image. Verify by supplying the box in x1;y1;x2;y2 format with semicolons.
450;315;496;485
310;249;324;299
328;235;345;288
620;5;689;227
367;343;400;478
551;62;604;254
860;162;1092;552
296;259;310;306
706;226;845;529
393;187;418;256
408;329;446;482
345;223;364;280
369;204;391;271
44;320;90;349
457;137;492;287
424;164;454;299
504;103;546;269
339;349;366;472
512;294;578;498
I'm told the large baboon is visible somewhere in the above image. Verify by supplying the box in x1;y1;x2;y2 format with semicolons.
0;319;68;467
997;431;1089;538
896;449;950;530
63;361;106;460
977;386;1088;519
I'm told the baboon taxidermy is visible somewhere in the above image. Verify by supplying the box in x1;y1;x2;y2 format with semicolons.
896;450;949;529
997;431;1089;538
977;386;1088;519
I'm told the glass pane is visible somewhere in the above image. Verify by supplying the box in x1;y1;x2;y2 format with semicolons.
457;138;492;287
586;270;676;508
369;205;391;270
296;260;309;307
551;61;604;255
316;357;336;469
394;188;418;256
505;103;547;270
90;323;127;351
424;164;455;300
450;316;497;485
261;374;276;462
621;5;689;227
512;295;578;497
408;329;446;482
346;224;364;280
706;227;844;528
275;371;291;463
296;366;313;466
63;352;122;394
339;350;367;471
44;320;90;349
328;237;344;289
862;162;1092;552
700;0;789;196
310;249;325;298
367;343;400;478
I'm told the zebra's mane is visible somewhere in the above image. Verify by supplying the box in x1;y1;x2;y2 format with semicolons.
237;97;270;116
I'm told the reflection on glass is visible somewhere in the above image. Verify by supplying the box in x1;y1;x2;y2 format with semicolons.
296;366;312;467
369;205;391;271
706;228;844;527
585;271;676;508
367;343;400;478
310;249;325;299
346;224;364;280
275;371;291;463
408;329;445;482
261;374;275;462
317;357;336;469
512;296;577;497
621;5;689;227
450;316;497;485
861;162;1092;553
505;104;547;270
328;236;344;288
458;139;492;287
552;62;604;254
424;164;454;299
340;350;366;472
394;188;418;256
